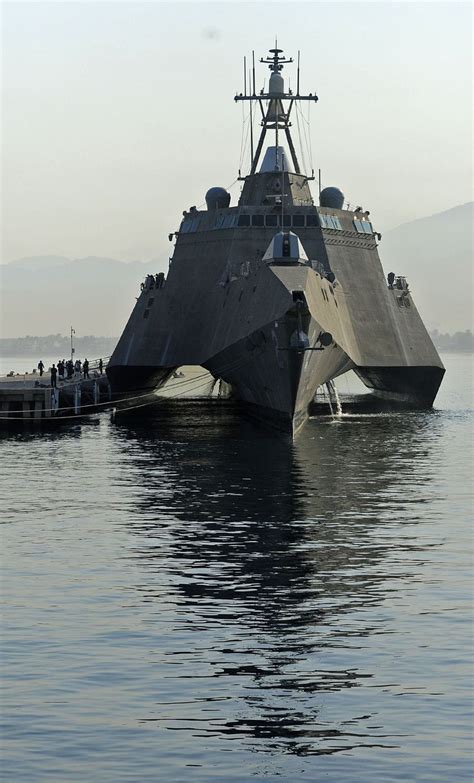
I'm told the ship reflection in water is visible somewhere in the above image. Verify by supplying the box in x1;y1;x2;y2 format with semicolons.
111;399;447;764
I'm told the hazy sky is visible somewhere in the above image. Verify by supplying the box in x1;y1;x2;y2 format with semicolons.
1;1;472;263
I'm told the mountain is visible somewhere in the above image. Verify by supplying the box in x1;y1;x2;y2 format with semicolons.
6;255;72;270
1;203;472;338
378;202;473;333
1;254;169;338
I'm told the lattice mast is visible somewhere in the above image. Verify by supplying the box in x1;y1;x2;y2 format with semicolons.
235;47;318;176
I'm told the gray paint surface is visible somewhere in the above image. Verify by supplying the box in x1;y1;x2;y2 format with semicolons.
108;171;444;434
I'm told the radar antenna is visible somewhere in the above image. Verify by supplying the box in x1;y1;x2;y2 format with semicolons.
235;46;318;175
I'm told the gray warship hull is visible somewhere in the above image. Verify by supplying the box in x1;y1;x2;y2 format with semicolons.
107;218;444;435
107;47;444;435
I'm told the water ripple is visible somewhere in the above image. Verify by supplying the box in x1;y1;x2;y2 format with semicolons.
1;355;472;782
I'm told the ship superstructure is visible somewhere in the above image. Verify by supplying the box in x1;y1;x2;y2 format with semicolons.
107;47;445;435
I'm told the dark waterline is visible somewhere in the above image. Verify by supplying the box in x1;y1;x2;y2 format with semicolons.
1;354;473;782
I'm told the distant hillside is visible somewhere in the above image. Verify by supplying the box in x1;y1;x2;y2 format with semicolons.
379;202;473;333
0;334;117;358
430;329;473;353
6;255;72;270
1;254;169;337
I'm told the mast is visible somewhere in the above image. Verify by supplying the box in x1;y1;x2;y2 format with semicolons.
235;47;318;175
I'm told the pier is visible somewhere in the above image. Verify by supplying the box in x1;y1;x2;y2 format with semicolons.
0;358;111;422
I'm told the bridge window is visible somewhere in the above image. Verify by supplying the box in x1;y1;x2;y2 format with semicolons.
223;214;236;228
236;213;331;229
354;219;373;234
319;214;343;230
237;214;250;226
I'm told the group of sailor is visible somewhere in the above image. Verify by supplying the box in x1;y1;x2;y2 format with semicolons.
141;273;165;291
37;358;103;388
387;272;409;291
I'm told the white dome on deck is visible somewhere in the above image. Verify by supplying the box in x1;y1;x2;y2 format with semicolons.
262;231;308;264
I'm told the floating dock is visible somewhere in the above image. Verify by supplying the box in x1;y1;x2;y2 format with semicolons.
0;360;111;422
0;363;221;424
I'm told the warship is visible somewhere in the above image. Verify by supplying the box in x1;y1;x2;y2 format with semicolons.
107;47;445;435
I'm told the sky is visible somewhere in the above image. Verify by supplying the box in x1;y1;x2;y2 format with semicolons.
1;0;472;263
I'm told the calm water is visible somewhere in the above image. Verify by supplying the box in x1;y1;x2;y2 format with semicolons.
1;354;473;782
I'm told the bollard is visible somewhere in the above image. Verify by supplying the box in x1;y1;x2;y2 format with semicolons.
51;389;59;415
74;384;81;414
44;388;51;418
